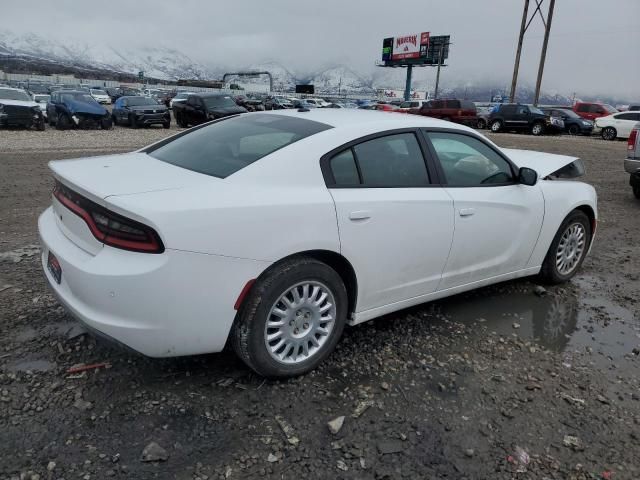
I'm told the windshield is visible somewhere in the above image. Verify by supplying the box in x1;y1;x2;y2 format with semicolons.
0;88;31;101
557;109;580;118
127;96;159;106
203;96;238;109
61;92;97;103
529;106;544;115
147;114;332;178
91;89;107;95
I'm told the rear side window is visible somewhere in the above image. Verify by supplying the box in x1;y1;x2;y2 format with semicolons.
461;100;476;110
327;133;429;187
147;114;332;178
577;104;590;112
430;100;444;109
445;100;460;108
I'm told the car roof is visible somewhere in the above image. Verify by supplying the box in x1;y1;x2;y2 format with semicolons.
254;108;473;131
0;86;28;92
193;93;233;98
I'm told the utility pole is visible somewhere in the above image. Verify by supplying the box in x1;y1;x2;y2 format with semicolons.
510;0;529;102
533;0;555;106
433;43;445;99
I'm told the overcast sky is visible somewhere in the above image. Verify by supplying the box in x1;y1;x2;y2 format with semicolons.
3;0;639;98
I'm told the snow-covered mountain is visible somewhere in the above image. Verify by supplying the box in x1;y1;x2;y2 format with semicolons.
306;65;374;94
0;30;213;80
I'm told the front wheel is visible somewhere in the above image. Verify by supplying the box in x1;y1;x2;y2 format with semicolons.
601;127;616;141
129;114;138;129
568;124;580;135
531;122;544;136
231;257;348;378
56;113;71;130
539;210;591;284
162;121;170;129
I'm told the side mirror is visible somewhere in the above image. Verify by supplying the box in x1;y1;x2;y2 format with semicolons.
518;167;538;186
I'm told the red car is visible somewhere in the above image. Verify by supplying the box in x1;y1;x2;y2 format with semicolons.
374;103;399;112
573;102;618;121
412;99;477;126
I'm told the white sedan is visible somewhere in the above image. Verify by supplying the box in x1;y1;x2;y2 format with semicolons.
38;110;597;377
596;111;640;140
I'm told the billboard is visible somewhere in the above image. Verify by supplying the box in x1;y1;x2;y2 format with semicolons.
381;34;450;66
391;32;430;61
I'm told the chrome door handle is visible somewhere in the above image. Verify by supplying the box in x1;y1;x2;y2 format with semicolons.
349;210;371;221
459;208;475;217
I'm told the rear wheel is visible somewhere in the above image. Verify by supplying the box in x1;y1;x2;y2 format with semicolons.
477;118;487;129
539;210;591;284
56;113;71;130
163;121;170;129
231;257;348;378
568;124;580;135
490;119;502;132
531;122;544;136
101;117;112;130
601;127;616;141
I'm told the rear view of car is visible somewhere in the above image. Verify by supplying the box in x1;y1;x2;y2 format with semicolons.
626;122;640;199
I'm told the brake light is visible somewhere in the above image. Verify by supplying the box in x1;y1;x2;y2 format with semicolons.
628;129;638;156
53;181;164;253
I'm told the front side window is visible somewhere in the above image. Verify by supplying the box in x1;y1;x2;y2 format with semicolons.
147;114;332;179
516;105;529;115
427;132;514;186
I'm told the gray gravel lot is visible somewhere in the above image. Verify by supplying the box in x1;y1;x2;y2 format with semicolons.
0;127;638;480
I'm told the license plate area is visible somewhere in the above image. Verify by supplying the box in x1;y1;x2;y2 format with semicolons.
47;251;62;284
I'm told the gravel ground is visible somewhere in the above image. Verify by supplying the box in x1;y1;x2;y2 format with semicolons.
0;127;638;480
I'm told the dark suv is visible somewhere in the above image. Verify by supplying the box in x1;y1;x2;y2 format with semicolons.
488;103;564;136
412;99;477;126
111;96;170;129
172;93;247;127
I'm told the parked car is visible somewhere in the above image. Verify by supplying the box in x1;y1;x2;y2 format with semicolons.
625;123;640;198
31;93;50;119
112;96;170;129
169;91;194;109
239;96;265;112
0;87;46;130
474;103;495;129
373;103;399;112
488;103;564;135
398;99;427;113
46;90;112;130
26;83;51;95
573;102;618;121
629;105;640;112
90;88;111;105
292;99;318;109
38;110;597;377
304;98;330;108
595;111;640;140
541;107;594;135
173;93;247;127
265;96;294;110
414;99;478;126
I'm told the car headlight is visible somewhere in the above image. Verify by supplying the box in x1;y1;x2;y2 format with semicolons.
583;120;592;126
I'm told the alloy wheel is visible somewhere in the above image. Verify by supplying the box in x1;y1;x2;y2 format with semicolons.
555;223;586;275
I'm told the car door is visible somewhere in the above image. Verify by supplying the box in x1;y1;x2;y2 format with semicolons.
325;131;455;313
424;130;544;290
614;112;640;137
513;105;530;128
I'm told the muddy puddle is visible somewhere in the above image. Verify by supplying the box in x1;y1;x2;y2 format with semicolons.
434;278;639;369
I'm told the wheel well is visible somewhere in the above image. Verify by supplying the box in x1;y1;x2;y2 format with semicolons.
575;205;596;235
265;250;358;317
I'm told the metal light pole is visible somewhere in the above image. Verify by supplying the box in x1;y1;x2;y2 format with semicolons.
404;65;413;101
510;0;530;102
433;43;445;99
533;0;555;106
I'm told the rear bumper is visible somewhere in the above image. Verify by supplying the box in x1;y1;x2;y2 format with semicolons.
624;158;640;175
38;206;269;357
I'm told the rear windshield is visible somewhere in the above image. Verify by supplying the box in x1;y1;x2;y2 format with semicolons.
147;114;332;178
0;88;31;101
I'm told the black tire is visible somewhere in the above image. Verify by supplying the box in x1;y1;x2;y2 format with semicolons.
633;184;640;199
48;115;55;127
477;118;487;129
175;112;186;128
490;119;502;132
129;114;138;129
162;121;170;129
539;210;591;284
56;113;71;130
601;127;616;141
531;122;545;136
35;119;45;131
101;117;112;130
568;124;580;135
231;257;348;378
112;115;118;126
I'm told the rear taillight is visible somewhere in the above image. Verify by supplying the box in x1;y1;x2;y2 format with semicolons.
53;181;164;254
628;129;638;156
